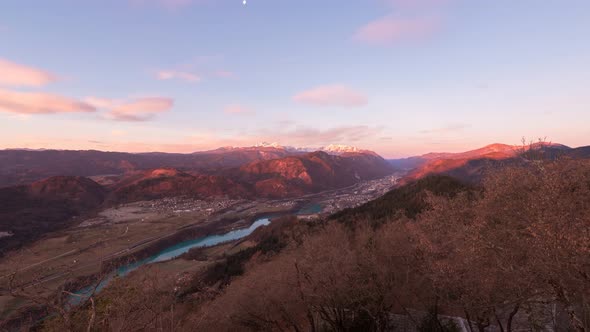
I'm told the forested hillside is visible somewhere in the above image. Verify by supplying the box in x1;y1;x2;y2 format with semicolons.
29;159;590;331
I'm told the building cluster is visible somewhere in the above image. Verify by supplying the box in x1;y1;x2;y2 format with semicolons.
137;197;247;216
320;175;399;214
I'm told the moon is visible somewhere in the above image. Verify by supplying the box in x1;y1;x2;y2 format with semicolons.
243;0;247;4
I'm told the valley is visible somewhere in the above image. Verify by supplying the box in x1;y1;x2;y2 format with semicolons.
3;4;589;329
0;171;401;320
1;142;588;330
0;147;395;254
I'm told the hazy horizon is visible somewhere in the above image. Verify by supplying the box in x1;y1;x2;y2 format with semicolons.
1;0;589;158
1;139;583;159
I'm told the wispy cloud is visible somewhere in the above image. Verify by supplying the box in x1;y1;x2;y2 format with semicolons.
293;85;368;108
273;125;381;145
0;57;173;121
0;89;95;115
71;125;381;153
1;122;388;155
156;70;201;83
87;97;174;121
244;124;383;148
0;58;57;88
224;104;255;115
155;67;234;82
353;16;438;45
355;0;449;46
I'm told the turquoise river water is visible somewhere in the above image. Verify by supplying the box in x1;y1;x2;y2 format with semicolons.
72;217;271;304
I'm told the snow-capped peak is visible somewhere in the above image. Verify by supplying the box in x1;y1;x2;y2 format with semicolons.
255;142;284;148
244;143;372;155
321;144;362;154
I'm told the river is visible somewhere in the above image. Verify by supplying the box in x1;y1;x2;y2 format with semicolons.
72;217;271;304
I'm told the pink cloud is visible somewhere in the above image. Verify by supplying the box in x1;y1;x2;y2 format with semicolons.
1;121;392;156
84;97;116;110
156;70;201;82
86;97;174;121
110;98;173;121
224;104;254;115
3;125;382;154
293;85;368;107
0;58;58;88
258;125;382;145
0;89;95;115
352;16;438;45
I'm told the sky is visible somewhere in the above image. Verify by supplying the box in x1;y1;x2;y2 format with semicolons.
0;0;589;157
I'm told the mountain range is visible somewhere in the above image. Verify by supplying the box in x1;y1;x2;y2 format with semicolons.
0;147;393;253
2;141;590;255
390;142;588;183
3;142;589;192
0;144;381;188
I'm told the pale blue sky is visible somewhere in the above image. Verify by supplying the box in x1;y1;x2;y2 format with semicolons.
0;0;589;157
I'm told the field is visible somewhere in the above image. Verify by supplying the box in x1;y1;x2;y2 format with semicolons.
0;197;296;319
0;175;400;320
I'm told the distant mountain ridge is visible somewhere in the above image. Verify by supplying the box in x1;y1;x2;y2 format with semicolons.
2;141;590;255
0;149;394;252
213;143;376;155
391;142;585;183
0;144;381;187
